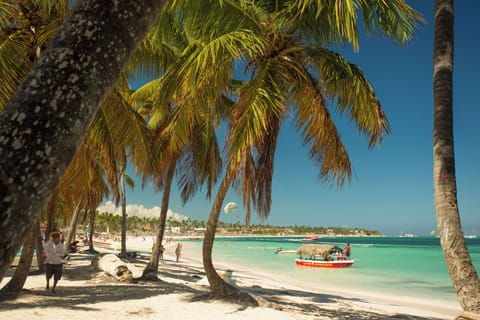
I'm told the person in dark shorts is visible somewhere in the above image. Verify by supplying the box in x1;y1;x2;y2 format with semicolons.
44;232;66;293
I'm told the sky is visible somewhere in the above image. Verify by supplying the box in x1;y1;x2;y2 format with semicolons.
99;1;480;236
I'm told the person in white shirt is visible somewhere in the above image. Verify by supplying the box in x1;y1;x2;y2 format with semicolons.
44;232;66;293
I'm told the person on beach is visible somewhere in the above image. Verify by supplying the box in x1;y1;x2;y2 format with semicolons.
175;243;182;262
345;243;351;257
44;232;66;293
160;245;165;261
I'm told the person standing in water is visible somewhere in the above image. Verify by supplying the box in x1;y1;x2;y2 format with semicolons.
345;243;351;258
44;232;66;293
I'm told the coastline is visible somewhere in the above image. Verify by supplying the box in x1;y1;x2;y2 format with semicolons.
0;237;463;319
177;240;462;319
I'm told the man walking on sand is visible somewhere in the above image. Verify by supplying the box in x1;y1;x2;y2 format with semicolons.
44;232;66;293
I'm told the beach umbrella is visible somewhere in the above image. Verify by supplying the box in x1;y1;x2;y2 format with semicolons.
223;202;238;214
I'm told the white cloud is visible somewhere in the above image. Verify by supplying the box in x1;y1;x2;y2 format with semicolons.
97;201;189;221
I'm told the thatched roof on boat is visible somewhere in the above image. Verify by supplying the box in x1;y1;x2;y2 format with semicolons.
296;244;342;259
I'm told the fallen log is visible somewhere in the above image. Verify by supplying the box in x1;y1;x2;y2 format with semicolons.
98;254;133;282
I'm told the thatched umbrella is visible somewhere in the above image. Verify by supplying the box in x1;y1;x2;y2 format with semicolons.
296;244;342;260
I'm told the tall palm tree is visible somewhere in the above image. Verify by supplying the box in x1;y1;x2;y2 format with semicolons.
165;0;422;297
1;0;153;259
432;0;480;315
129;10;227;278
0;0;165;278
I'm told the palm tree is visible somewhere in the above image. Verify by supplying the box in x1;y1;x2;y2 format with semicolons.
0;0;165;278
432;0;480;314
0;221;37;300
0;0;69;109
119;165;135;255
128;10;227;278
164;0;422;297
0;1;154;264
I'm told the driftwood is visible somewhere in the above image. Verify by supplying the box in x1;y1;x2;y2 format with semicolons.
98;254;133;282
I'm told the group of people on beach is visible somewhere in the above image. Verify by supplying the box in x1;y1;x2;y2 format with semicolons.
42;231;186;293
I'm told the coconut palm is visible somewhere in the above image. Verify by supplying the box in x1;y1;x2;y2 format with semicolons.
0;0;165;279
163;0;422;297
432;0;480;314
130;12;225;277
0;0;154;263
0;0;69;109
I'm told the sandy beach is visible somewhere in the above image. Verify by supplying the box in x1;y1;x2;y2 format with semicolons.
0;240;463;320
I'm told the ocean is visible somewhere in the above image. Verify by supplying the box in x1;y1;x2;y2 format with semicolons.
184;236;480;304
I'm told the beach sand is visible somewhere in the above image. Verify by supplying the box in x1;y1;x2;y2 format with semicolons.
0;240;463;320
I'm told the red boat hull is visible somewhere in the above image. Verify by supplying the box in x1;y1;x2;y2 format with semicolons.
295;258;354;268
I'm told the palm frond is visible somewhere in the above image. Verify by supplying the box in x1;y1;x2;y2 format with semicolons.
294;71;352;185
308;46;390;147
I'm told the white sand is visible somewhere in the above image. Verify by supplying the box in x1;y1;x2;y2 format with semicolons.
0;239;464;320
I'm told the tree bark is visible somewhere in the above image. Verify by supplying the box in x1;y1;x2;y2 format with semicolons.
0;0;167;280
120;170;127;255
202;174;238;296
98;254;132;282
143;158;176;279
88;209;96;252
64;203;82;253
34;219;45;273
433;0;480;315
0;224;36;300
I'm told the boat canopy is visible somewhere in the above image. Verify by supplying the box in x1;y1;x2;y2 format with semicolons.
296;244;343;260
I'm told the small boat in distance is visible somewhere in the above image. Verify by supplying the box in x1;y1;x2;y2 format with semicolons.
275;248;297;254
301;236;319;241
295;244;354;268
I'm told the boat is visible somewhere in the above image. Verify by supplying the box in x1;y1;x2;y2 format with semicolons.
275;248;297;254
301;236;318;241
295;244;354;268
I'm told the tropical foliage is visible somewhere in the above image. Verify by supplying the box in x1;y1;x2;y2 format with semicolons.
152;0;421;296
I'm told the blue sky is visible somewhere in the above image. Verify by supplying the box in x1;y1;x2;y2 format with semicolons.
106;1;479;236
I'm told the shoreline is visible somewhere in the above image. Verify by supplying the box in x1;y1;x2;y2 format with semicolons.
175;240;462;319
93;234;463;318
0;237;464;319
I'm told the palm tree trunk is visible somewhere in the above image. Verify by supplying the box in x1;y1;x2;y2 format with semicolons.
88;209;96;252
0;224;36;300
143;159;177;279
433;0;480;315
64;203;82;253
0;0;167;280
45;193;57;236
121;170;127;255
202;174;238;296
34;219;45;273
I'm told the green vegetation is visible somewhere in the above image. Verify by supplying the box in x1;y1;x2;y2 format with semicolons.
94;212;380;236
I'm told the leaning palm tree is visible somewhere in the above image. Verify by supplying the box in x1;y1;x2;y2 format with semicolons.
0;0;154;260
130;13;225;277
0;0;167;280
432;0;480;315
166;0;422;298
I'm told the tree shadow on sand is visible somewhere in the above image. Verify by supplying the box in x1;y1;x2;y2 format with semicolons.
0;278;206;313
0;253;448;319
240;284;445;320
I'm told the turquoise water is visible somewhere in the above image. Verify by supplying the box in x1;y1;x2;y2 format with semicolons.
187;236;480;303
